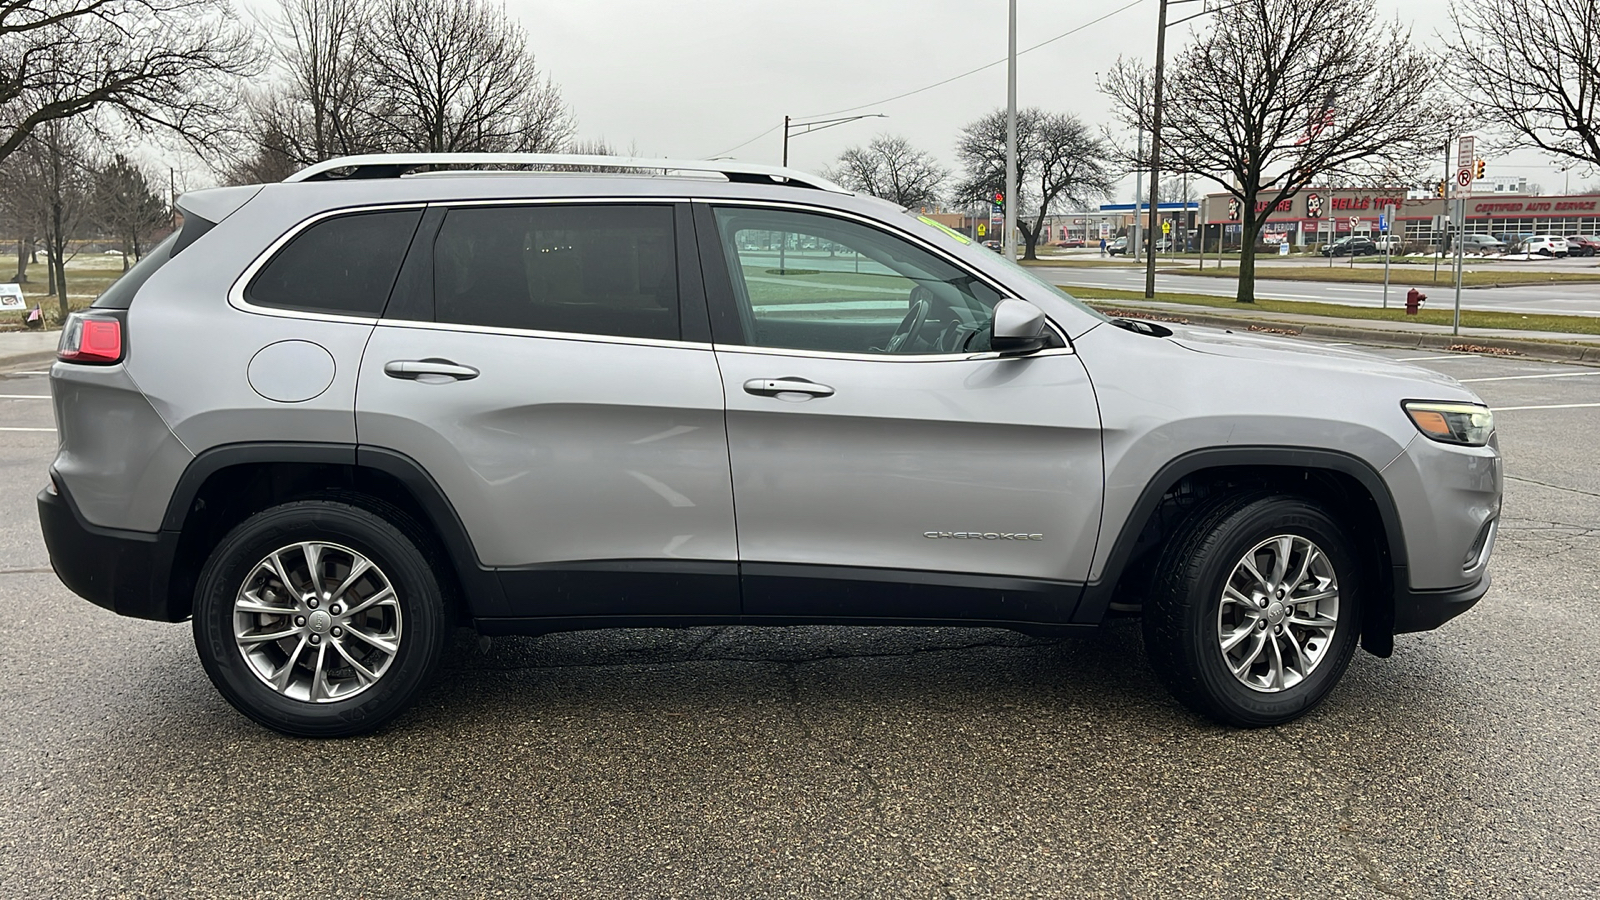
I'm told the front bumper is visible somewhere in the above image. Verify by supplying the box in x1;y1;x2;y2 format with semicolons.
1393;569;1491;634
37;485;182;621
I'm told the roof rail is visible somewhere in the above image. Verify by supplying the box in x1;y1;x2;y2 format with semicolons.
284;153;850;193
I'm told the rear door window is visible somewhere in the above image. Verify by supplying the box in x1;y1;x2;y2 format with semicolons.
433;204;678;341
247;208;424;316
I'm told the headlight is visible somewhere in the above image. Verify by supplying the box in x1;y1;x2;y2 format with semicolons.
1402;400;1494;446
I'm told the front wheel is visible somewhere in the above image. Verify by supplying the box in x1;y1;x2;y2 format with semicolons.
1143;494;1362;727
192;499;450;738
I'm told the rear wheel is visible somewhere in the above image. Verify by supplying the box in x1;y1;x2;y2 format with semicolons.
192;499;449;737
1143;494;1362;727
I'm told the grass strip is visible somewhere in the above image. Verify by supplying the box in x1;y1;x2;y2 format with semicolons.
1061;286;1600;336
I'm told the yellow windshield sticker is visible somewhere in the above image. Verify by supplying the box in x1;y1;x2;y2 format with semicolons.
918;215;972;244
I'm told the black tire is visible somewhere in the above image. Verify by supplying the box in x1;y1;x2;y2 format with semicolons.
1143;493;1362;727
192;498;450;738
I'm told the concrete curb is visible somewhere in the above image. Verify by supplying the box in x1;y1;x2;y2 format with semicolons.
0;330;60;371
1087;305;1600;366
0;349;58;371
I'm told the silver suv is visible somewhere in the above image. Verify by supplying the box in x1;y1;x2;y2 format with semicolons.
38;153;1500;737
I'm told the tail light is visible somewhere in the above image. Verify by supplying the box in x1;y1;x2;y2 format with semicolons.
58;312;124;364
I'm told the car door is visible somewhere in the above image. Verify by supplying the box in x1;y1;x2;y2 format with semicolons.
357;200;738;620
694;202;1103;625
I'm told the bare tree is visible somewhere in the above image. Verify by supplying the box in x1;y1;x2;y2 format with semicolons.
363;0;574;154
1102;0;1440;302
3;119;93;318
955;108;1116;260
0;0;259;166
1445;0;1600;171
225;0;384;181
825;135;948;210
91;154;168;270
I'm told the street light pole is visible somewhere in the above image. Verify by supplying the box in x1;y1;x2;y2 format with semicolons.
1004;0;1018;260
781;113;887;168
1144;0;1168;298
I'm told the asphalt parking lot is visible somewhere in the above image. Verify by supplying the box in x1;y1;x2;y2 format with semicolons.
0;343;1596;899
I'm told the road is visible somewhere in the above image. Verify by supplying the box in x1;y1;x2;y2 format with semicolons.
1036;263;1600;317
1;347;1598;898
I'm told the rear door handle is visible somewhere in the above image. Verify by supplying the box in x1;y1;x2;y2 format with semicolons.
743;377;835;398
383;358;480;381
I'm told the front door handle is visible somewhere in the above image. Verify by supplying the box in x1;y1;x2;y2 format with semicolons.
743;377;835;398
383;358;480;381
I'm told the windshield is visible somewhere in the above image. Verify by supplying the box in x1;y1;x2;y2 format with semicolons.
910;212;1107;322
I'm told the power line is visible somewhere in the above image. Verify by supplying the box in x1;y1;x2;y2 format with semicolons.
707;0;1149;159
710;124;781;159
803;0;1149;118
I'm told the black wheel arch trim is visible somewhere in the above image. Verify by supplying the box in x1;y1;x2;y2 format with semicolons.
161;441;509;618
1074;446;1410;649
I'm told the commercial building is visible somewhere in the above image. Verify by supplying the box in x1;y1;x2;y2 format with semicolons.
1201;188;1600;249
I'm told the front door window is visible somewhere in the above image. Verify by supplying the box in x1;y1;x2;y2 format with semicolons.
711;207;1004;355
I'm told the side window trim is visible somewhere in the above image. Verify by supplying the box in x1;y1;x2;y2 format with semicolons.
381;205;445;322
673;203;714;344
690;202;750;346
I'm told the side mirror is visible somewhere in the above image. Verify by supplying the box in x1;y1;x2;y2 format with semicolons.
990;298;1048;356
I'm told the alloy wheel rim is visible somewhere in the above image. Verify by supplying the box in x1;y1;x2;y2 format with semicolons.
1216;534;1339;693
233;541;402;703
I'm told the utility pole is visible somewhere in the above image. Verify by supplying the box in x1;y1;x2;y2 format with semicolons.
1132;82;1144;264
782;115;790;167
1004;0;1018;260
1144;0;1169;297
1435;135;1448;282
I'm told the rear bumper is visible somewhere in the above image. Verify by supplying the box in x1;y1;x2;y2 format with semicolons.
1393;570;1490;634
37;485;183;621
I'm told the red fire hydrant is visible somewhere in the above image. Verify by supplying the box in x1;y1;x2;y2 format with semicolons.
1405;288;1427;315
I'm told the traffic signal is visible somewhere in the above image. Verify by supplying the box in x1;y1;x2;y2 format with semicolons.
1436;180;1447;198
1475;159;1486;180
993;191;1004;208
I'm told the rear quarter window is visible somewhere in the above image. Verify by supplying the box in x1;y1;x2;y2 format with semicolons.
247;208;424;316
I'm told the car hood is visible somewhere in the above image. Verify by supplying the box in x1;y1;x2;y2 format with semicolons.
1164;324;1472;393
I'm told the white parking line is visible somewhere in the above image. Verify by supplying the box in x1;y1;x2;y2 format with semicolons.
1494;403;1600;411
1395;355;1472;361
1460;372;1600;383
0;394;49;399
0;426;55;432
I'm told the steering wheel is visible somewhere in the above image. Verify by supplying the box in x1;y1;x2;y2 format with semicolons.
885;288;933;354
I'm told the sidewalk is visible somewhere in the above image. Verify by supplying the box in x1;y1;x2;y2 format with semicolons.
1089;298;1600;364
0;330;60;369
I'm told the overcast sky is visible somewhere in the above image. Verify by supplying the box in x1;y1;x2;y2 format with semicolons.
224;0;1584;197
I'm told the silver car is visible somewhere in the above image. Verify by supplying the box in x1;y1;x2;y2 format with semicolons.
38;153;1500;736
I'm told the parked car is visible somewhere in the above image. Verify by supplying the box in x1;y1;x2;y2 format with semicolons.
1107;236;1129;255
1511;235;1569;257
1458;234;1506;254
1562;234;1599;257
1053;238;1086;249
1320;236;1379;257
40;152;1500;736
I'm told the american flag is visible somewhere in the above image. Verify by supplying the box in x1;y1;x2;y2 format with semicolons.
1295;90;1336;145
